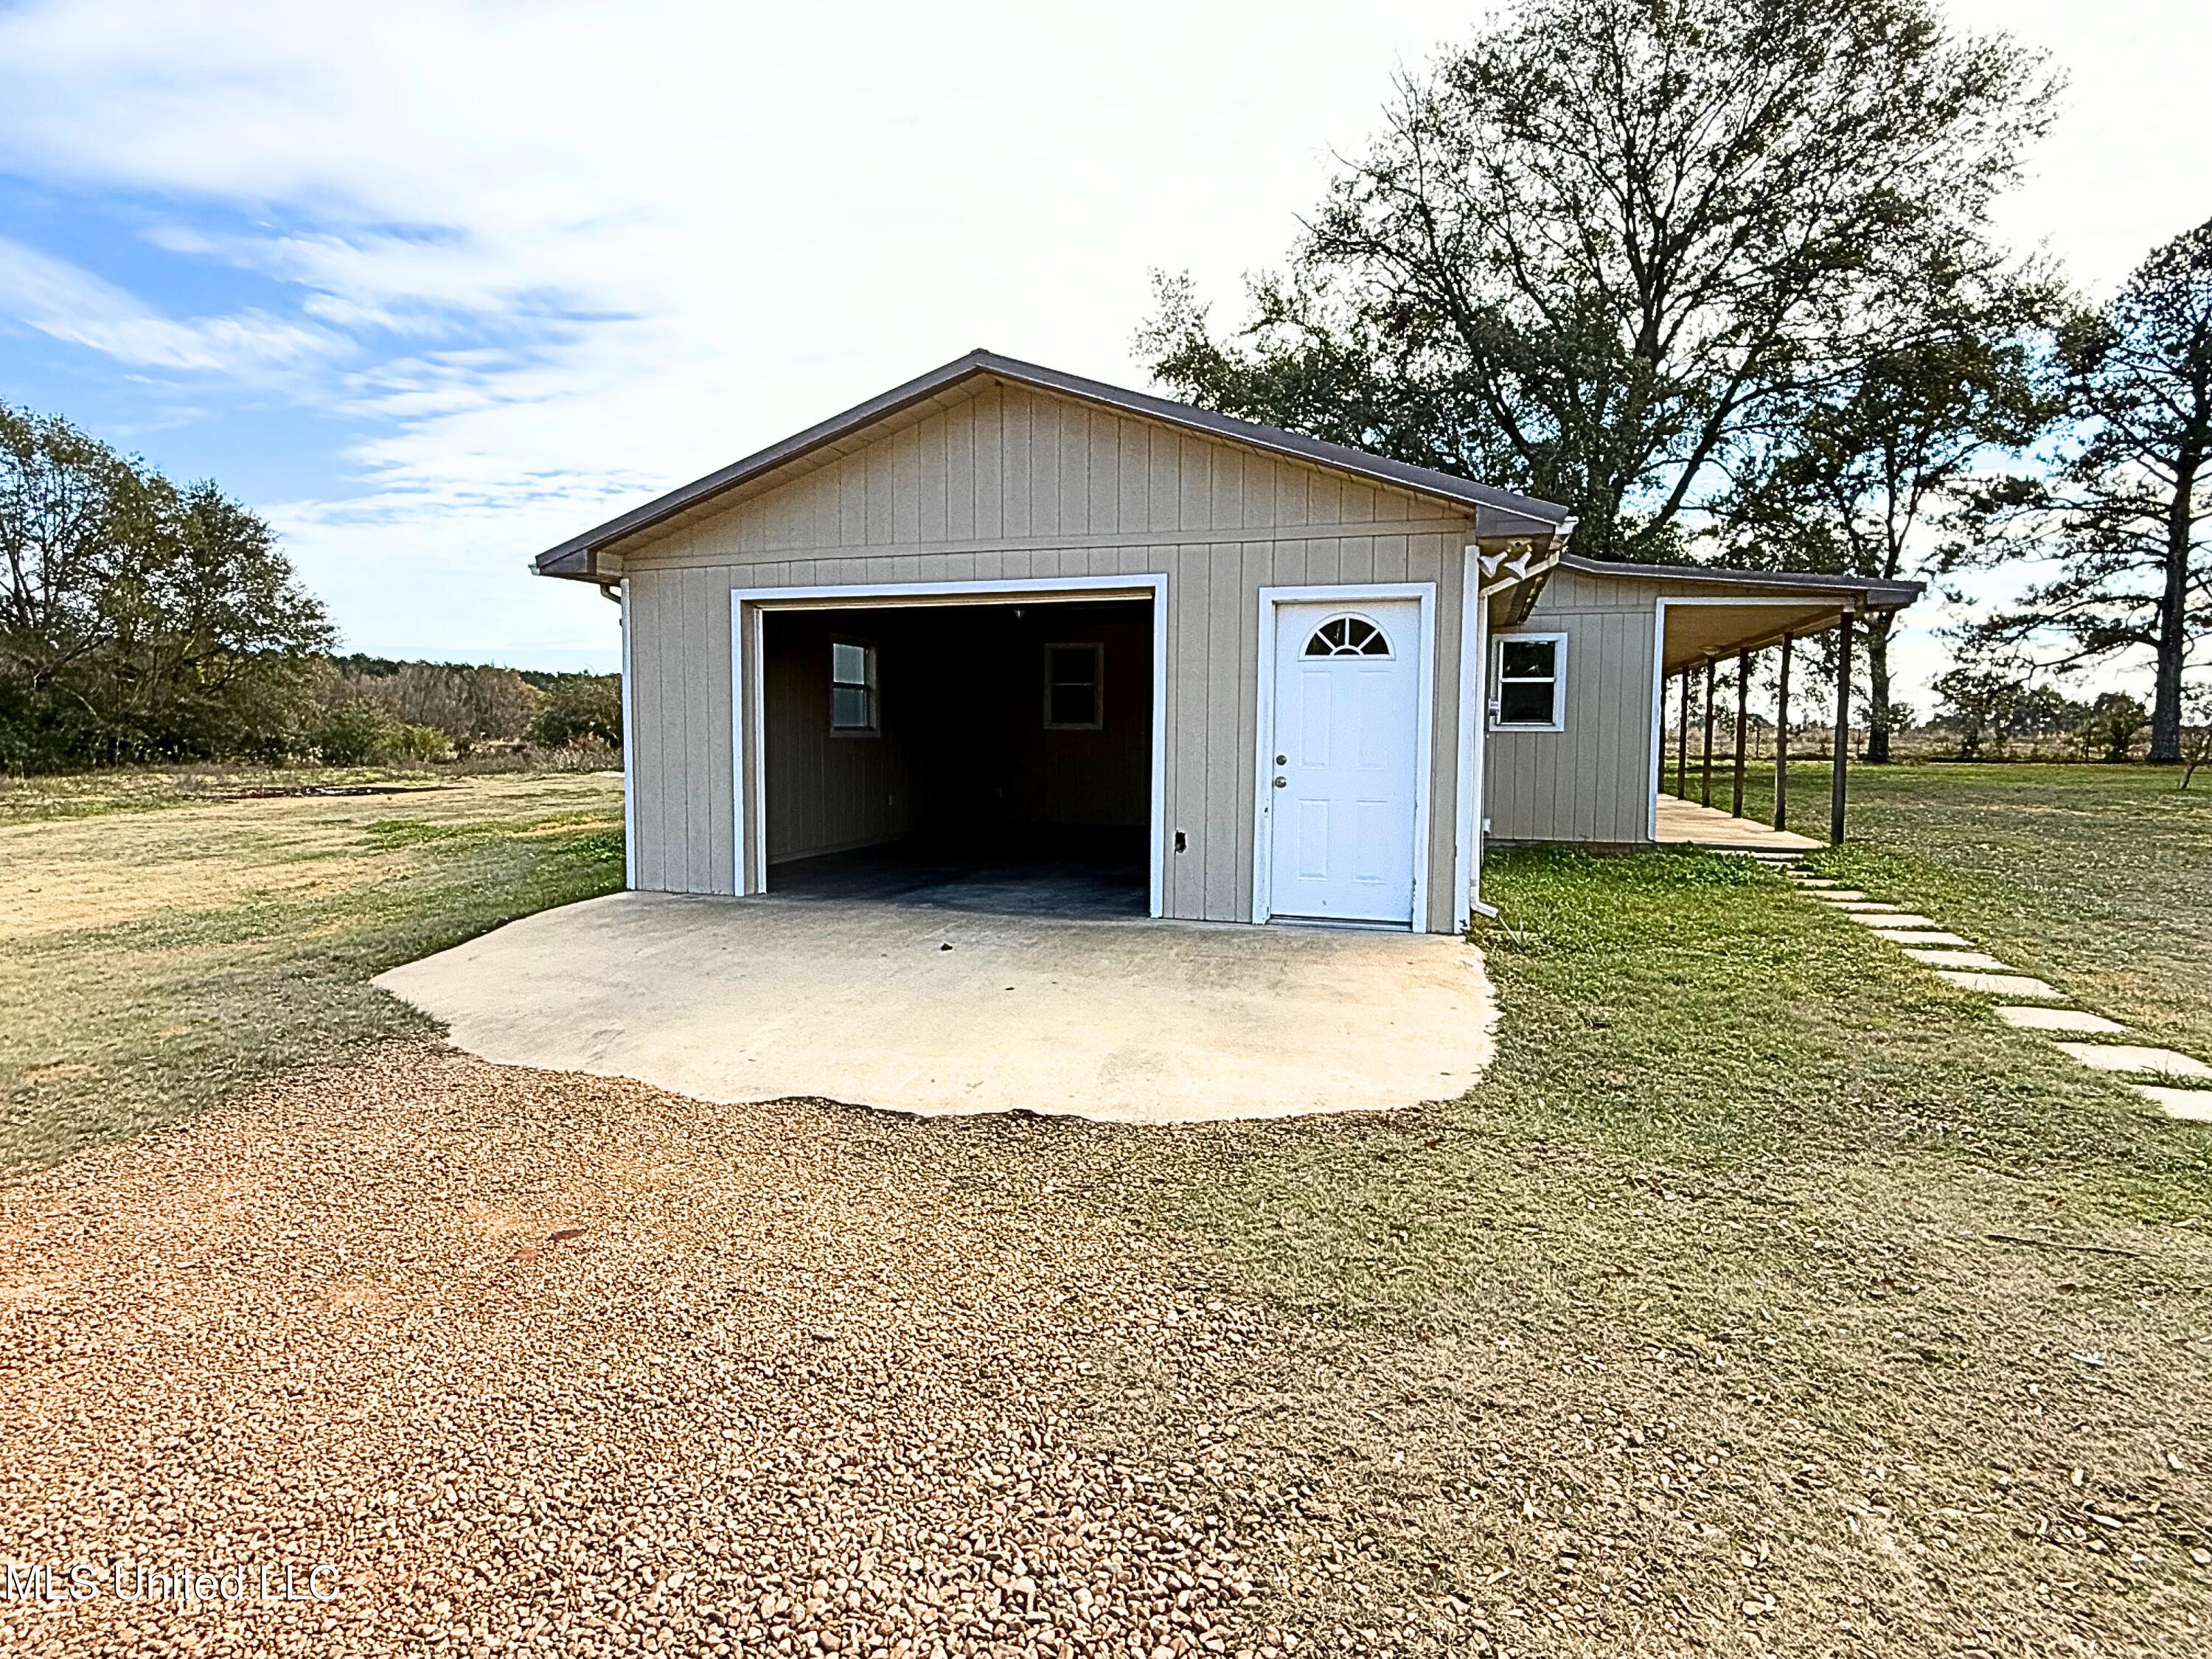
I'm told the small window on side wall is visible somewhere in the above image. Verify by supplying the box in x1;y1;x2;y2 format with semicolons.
1043;642;1105;730
1493;634;1565;729
830;639;877;735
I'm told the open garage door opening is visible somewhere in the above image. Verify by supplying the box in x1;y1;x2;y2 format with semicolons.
759;598;1154;918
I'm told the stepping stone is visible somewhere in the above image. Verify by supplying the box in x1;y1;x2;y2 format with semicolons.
1996;1006;2127;1034
2137;1085;2212;1123
1871;929;1975;946
1902;947;2014;970
1935;970;2064;998
1793;877;1840;888
2054;1043;2212;1080
1847;912;1938;930
1808;889;1870;902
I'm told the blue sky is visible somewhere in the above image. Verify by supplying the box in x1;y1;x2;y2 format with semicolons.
0;0;2202;688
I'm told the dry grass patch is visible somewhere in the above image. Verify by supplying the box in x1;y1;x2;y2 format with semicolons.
0;771;623;1169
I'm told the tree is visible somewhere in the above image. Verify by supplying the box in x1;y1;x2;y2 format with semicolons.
1930;667;2018;759
309;695;448;766
1718;265;2058;761
0;404;145;728
0;403;332;769
529;675;622;749
2076;692;2148;762
1958;218;2212;761
333;660;545;747
1929;665;2084;759
2181;686;2212;787
1140;0;2054;558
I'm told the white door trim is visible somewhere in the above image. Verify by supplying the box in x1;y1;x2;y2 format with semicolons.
1252;582;1438;931
729;574;1169;917
1452;551;1484;931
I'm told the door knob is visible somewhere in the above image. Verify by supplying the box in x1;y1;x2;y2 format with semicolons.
1273;776;1287;787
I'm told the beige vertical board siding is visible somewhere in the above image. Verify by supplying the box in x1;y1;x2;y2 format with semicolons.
627;571;662;888
1487;572;1662;846
1167;542;1210;918
1233;540;1266;918
623;563;740;894
630;383;1444;567
1413;531;1458;933
611;377;1481;919
681;566;711;891
653;569;681;888
1203;543;1243;917
704;564;737;891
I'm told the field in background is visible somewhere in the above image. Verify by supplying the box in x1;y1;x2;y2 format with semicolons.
0;752;619;826
0;768;624;1167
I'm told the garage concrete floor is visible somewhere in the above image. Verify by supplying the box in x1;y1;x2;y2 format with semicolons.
374;892;1495;1124
768;841;1147;919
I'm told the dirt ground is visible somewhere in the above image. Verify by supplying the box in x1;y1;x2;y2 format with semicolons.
0;1045;1281;1659
7;1033;2208;1659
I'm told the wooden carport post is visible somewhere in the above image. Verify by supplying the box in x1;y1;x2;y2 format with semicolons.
1773;633;1792;832
1731;650;1750;818
1831;611;1854;845
1700;657;1718;807
1675;669;1691;797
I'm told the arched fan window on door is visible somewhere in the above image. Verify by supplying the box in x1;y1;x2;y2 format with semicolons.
1303;615;1392;658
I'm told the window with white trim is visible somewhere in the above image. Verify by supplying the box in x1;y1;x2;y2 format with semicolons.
1043;642;1105;729
1303;614;1392;657
830;639;878;734
1492;633;1565;729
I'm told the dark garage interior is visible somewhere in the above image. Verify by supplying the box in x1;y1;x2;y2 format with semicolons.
760;599;1152;916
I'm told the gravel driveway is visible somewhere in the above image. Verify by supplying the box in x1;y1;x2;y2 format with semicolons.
0;1046;1284;1659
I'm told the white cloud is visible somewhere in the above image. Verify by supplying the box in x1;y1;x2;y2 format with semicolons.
0;234;338;372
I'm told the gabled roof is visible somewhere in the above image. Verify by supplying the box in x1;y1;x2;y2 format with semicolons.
534;349;1576;580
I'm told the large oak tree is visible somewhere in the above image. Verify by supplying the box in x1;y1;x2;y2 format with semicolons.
1141;0;2054;560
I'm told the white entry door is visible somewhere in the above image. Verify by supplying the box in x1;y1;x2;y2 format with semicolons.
1267;598;1422;925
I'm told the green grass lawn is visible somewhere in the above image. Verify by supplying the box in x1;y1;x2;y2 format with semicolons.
1092;844;2211;1651
1719;759;2212;1062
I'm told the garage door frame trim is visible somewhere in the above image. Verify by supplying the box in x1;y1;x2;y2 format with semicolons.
729;574;1170;916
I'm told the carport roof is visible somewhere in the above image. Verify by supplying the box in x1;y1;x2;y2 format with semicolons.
1556;554;1924;675
534;349;1576;580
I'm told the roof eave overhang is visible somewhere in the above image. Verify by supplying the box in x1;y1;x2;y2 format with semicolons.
1557;552;1924;611
533;350;1576;581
